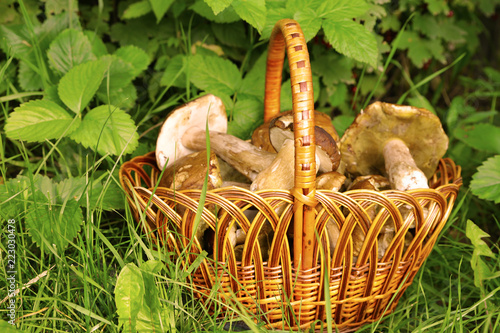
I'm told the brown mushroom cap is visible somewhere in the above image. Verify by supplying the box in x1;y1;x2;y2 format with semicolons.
156;94;227;170
158;150;222;190
340;102;448;179
251;110;339;153
269;112;340;172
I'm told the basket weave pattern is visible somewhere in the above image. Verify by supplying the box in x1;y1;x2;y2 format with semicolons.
119;19;462;332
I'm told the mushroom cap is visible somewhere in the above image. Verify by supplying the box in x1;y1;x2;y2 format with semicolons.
269;112;340;172
156;94;227;170
340;102;448;178
251;121;277;153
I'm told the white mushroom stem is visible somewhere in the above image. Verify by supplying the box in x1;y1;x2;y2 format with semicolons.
383;138;429;191
181;127;276;181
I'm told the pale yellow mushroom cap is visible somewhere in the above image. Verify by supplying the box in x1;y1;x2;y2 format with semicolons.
340;102;448;179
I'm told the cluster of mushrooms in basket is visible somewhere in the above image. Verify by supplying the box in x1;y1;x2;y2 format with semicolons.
155;94;448;262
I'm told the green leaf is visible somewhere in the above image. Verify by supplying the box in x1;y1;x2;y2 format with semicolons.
58;59;107;113
188;54;242;96
70;105;139;156
260;7;293;40
293;8;322;42
46;28;96;75
97;82;137;110
57;175;125;211
115;45;150;77
5;100;80;142
317;0;371;19
211;21;248;48
0;25;36;63
424;0;449;15
227;98;263;139
190;0;240;23
160;54;187;88
149;0;175;22
83;30;108;57
18;60;44;91
470;155;500;204
465;219;495;287
322;19;378;67
204;0;233;15
332;114;354;138
98;55;136;93
122;0;152;19
231;0;267;33
238;51;267;100
115;263;145;330
454;124;500;154
26;197;83;253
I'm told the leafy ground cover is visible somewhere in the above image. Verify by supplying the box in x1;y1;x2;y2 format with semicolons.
1;0;499;332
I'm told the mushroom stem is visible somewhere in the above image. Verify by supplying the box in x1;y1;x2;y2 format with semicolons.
181;127;276;181
383;138;429;191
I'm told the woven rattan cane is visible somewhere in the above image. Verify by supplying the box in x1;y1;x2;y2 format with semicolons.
119;19;462;332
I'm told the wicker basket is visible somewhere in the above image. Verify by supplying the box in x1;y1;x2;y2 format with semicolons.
119;19;462;332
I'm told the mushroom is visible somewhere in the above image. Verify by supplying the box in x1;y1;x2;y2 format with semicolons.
348;175;393;258
251;110;339;153
158;149;222;190
181;127;276;181
268;111;341;174
340;102;448;191
156;94;227;170
156;149;225;252
156;94;277;181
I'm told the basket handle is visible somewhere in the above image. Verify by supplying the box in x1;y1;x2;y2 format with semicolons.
264;19;317;270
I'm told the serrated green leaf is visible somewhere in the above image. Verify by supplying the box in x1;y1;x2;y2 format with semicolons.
293;9;322;42
190;0;240;23
312;53;354;87
260;7;293;40
424;0;449;15
227;98;263;139
149;0;175;22
47;28;96;75
122;0;152;19
115;45;150;77
455;124;500;154
97;82;137;110
231;0;266;33
160;54;187;88
5;100;80;142
58;59;107;113
99;55;136;94
26;197;83;253
470;155;500;204
204;0;233;15
238;51;267;100
188;54;242;96
115;263;145;330
57;175;125;211
317;0;371;19
83;30;108;57
211;21;248;48
322;19;378;67
70;105;139;156
18;60;43;91
0;25;36;63
465;219;495;287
